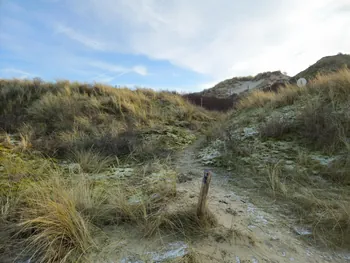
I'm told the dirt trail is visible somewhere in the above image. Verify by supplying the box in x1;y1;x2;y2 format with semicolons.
172;137;349;263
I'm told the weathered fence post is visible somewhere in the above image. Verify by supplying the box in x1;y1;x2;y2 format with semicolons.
197;170;212;218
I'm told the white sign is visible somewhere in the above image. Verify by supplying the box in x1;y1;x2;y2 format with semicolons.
297;78;307;88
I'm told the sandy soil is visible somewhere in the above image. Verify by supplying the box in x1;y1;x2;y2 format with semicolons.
170;138;350;263
93;138;350;263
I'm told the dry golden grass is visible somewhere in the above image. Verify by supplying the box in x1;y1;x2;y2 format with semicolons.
237;84;305;110
12;173;214;262
238;69;350;110
237;90;275;109
0;197;11;221
71;149;113;174
0;144;217;262
0;133;13;148
0;79;214;161
252;160;350;248
263;162;288;198
0;79;220;262
18;178;94;263
238;69;350;152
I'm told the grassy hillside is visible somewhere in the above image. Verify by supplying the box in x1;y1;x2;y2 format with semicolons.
195;71;290;99
0;79;216;162
204;69;350;248
293;53;350;81
0;79;218;262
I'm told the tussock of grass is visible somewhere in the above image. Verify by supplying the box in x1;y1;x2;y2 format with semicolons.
322;142;350;185
251;160;350;248
144;207;217;237
259;115;293;139
18;179;94;263
0;197;12;222
0;145;218;262
237;90;276;109
237;84;305;110
264;162;287;197
290;186;350;247
1;155;200;262
71;149;113;174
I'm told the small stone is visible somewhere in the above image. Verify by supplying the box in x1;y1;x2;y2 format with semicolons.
243;127;258;137
215;235;226;243
67;163;81;173
252;257;259;263
147;241;188;262
293;226;312;236
285;160;294;165
264;241;273;249
177;173;192;183
151;193;160;200
225;207;237;216
128;195;143;204
189;194;195;198
284;165;295;171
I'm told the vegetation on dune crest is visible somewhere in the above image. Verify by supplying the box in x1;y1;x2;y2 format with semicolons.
206;69;350;248
293;53;350;81
0;79;215;161
0;80;219;262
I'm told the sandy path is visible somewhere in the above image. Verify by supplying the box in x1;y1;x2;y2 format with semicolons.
172;137;349;263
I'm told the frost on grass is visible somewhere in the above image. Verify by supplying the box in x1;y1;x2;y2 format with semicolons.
121;241;188;263
310;155;336;166
198;139;223;165
243;127;259;138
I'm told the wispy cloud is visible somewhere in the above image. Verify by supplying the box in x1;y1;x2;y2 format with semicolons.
132;66;148;76
89;61;148;76
55;24;108;51
87;61;148;83
0;68;34;79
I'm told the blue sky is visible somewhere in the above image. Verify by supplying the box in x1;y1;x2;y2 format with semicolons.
0;0;349;92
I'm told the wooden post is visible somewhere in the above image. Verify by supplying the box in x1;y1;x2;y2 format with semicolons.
200;97;203;107
197;170;212;218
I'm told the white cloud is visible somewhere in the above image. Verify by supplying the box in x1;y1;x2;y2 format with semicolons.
89;61;147;76
55;24;108;51
63;0;350;79
89;61;127;74
86;61;148;83
0;68;34;79
132;66;148;76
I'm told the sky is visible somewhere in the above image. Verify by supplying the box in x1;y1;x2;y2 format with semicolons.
0;0;349;92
